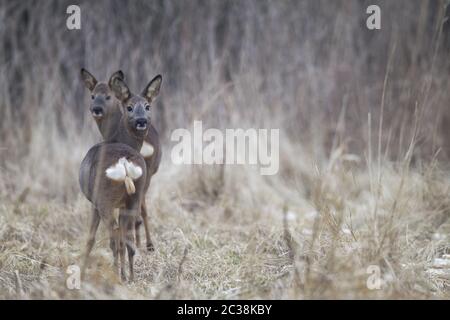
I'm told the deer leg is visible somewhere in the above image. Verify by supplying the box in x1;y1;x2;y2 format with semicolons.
109;227;119;274
81;207;101;277
118;214;128;281
141;198;154;251
135;215;142;248
106;218;120;277
124;215;136;282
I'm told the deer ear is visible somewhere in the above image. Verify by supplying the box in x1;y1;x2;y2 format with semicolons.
109;70;124;87
110;77;131;102
142;75;162;103
80;68;97;91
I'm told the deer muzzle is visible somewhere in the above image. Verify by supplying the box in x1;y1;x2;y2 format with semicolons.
92;106;104;118
135;118;148;131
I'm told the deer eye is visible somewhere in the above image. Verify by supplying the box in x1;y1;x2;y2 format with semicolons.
91;95;95;100
106;96;111;100
145;105;150;111
127;106;133;112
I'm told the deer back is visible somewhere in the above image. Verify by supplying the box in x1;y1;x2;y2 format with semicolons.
79;142;147;210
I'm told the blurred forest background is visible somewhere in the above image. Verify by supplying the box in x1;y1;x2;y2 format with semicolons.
0;0;449;299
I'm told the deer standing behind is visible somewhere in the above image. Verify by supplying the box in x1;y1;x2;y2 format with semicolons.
81;69;162;251
79;75;162;280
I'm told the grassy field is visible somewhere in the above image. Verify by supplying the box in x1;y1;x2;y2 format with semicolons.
0;0;449;299
1;148;450;299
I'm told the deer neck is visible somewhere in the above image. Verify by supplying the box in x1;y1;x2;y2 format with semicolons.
96;102;123;140
109;116;145;151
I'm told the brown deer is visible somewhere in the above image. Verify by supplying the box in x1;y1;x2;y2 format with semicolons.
79;75;162;281
81;69;162;251
80;69;125;139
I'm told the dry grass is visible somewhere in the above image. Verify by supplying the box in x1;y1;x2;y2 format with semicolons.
1;157;449;299
0;0;449;299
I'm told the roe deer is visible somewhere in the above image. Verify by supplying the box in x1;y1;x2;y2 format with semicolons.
81;69;162;251
79;76;162;281
80;69;125;139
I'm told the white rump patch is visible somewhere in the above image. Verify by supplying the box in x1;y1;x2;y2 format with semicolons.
105;158;127;181
140;142;154;158
106;157;143;181
125;160;143;179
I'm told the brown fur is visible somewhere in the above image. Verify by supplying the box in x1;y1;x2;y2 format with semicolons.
79;143;146;281
81;69;162;251
79;72;162;281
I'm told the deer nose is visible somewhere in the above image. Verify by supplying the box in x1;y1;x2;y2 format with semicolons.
92;106;104;117
135;118;148;131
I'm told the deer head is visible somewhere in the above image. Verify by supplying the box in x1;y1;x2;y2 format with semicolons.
110;75;162;137
80;68;124;121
